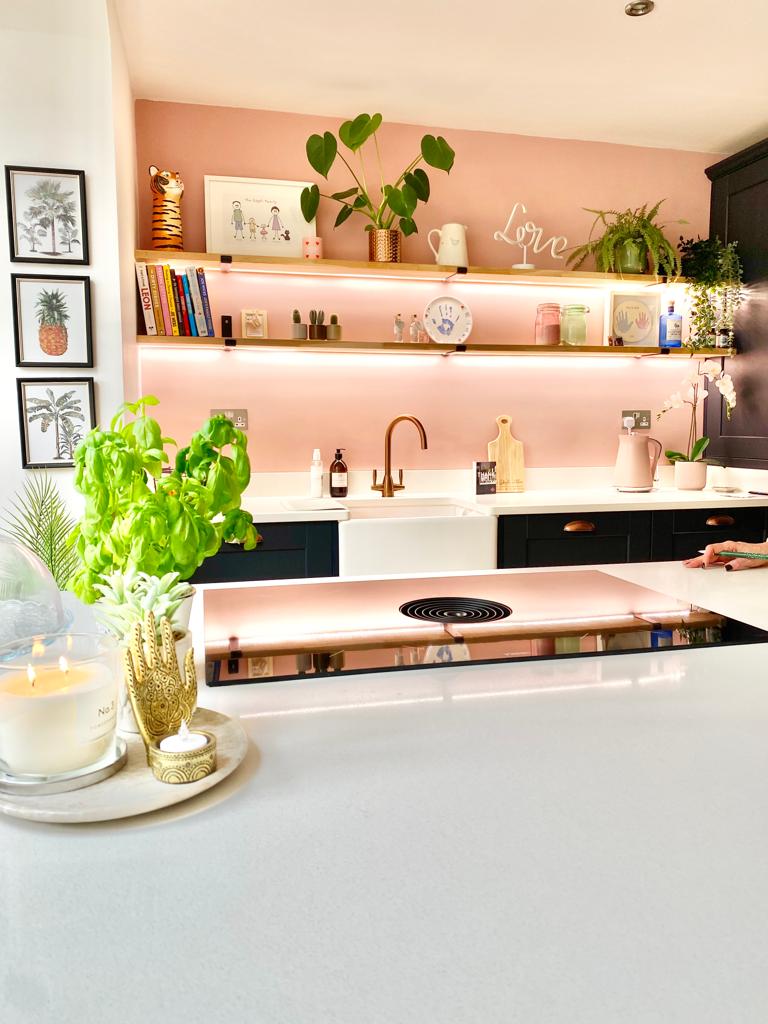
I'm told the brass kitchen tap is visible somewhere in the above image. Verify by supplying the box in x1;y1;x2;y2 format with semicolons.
372;415;428;497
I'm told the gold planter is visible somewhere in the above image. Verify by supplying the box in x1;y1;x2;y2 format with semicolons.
368;228;401;263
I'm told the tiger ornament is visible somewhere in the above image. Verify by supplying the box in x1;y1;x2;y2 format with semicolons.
149;165;184;250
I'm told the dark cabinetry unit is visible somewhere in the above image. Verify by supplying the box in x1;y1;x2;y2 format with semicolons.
498;506;767;569
190;521;338;584
705;139;768;466
650;506;767;561
498;511;651;568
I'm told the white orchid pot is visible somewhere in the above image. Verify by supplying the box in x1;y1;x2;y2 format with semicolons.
674;460;707;491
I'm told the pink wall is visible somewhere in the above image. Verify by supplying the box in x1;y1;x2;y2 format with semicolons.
133;102;719;470
136;101;717;266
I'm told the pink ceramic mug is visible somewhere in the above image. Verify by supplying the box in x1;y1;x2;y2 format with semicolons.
303;236;323;260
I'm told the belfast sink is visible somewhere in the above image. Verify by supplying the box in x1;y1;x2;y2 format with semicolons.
337;498;497;576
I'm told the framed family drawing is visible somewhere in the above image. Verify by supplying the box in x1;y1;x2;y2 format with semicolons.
17;378;95;469
5;166;89;265
12;274;93;367
204;175;314;258
609;292;661;346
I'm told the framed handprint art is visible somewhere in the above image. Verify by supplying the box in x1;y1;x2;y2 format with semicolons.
609;293;661;346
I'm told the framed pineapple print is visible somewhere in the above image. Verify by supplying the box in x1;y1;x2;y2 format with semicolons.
5;166;89;265
12;274;93;367
17;378;95;469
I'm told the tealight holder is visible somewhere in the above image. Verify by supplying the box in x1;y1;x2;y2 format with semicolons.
0;632;123;794
123;613;216;784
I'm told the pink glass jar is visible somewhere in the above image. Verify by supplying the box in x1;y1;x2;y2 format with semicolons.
534;303;561;345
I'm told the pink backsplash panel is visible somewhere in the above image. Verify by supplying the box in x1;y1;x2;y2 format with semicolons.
133;101;717;470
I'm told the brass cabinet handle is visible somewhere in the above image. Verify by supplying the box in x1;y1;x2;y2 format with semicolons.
706;514;735;527
563;520;596;533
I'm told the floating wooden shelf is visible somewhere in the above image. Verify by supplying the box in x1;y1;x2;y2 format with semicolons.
136;336;734;359
135;248;685;289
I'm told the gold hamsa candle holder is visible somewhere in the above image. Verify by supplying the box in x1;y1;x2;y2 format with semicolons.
123;613;216;784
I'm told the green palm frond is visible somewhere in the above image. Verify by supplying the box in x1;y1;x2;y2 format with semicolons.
1;473;78;589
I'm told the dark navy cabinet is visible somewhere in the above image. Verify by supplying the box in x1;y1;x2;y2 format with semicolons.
190;521;338;584
498;506;767;569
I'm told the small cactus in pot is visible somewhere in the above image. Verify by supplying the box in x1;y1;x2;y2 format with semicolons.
290;308;307;340
308;308;327;340
325;312;342;341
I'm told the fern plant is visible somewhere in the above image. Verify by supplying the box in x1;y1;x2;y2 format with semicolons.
567;201;684;276
1;473;78;589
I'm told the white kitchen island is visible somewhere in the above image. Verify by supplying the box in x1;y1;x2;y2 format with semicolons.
2;570;768;1023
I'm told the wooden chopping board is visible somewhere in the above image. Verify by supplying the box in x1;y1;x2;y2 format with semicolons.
488;415;525;493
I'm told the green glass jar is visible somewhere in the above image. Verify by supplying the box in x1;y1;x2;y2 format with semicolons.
560;304;590;346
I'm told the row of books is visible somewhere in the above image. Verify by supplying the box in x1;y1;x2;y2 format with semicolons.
135;263;215;337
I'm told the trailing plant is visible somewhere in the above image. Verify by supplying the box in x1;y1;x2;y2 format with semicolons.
657;360;736;463
300;113;455;236
69;396;260;603
1;473;78;589
679;236;743;348
567;201;684;276
92;569;193;641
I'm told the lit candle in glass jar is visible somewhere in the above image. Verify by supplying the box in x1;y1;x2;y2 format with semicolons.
0;634;118;777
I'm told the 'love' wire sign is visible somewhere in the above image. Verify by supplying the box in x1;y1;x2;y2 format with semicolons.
493;202;568;268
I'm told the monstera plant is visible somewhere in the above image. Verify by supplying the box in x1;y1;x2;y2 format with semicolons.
300;113;455;260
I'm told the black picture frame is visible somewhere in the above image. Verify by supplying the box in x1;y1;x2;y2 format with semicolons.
16;377;96;469
5;165;89;265
12;273;93;368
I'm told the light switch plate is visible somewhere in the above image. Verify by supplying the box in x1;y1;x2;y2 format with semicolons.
621;409;651;430
210;408;248;430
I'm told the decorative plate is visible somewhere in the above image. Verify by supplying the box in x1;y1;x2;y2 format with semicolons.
423;295;473;344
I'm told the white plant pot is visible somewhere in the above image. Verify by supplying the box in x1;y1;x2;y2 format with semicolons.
674;460;707;491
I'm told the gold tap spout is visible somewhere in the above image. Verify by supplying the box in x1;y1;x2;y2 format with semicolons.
372;415;428;497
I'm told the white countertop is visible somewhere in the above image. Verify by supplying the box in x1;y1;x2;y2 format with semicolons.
242;486;768;523
4;637;768;1022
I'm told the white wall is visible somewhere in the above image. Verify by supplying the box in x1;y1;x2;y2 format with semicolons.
0;0;130;508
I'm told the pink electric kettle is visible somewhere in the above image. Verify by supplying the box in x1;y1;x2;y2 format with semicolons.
614;420;662;492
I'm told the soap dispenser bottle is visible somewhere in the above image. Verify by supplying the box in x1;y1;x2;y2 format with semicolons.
330;448;348;497
310;448;324;498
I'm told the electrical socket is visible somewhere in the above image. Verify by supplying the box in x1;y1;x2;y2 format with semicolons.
621;409;651;430
210;408;248;430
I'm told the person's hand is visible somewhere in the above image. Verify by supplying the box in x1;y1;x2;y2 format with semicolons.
683;539;768;571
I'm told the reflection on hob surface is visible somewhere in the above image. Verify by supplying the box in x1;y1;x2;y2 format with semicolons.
200;569;767;686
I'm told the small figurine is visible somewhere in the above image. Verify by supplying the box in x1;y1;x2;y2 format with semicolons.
408;314;419;344
393;312;405;343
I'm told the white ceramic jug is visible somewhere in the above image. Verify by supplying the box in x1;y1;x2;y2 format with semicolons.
428;223;469;267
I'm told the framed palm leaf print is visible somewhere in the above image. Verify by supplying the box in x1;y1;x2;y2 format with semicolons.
5;166;89;265
17;378;95;468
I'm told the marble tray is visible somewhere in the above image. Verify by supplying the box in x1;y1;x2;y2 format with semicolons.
0;708;249;823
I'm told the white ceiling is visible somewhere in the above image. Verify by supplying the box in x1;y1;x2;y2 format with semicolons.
115;0;768;154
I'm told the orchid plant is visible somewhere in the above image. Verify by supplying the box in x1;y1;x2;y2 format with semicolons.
657;360;736;463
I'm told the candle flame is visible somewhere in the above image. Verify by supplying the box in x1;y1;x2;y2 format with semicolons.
58;656;69;675
26;664;36;686
178;719;190;739
31;639;45;657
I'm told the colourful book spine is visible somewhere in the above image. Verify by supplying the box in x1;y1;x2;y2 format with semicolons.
196;268;215;337
134;262;157;335
170;271;186;335
147;263;165;334
155;265;172;334
175;272;191;336
186;268;208;336
180;273;198;337
162;265;180;335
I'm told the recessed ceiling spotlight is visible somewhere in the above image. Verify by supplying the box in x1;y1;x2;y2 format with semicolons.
625;1;655;14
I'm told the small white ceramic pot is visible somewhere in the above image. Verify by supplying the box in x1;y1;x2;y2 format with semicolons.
674;460;707;491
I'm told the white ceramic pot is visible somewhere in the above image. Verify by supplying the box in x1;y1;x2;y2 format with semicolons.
674;460;707;491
